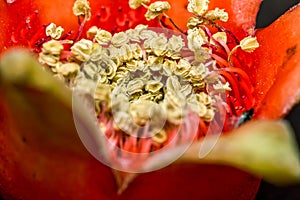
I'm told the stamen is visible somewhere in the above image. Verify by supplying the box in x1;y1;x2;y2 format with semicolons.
162;14;186;35
216;38;231;56
152;130;167;144
74;17;88;41
31;0;259;175
28;25;48;51
219;71;242;103
211;54;229;68
221;68;254;108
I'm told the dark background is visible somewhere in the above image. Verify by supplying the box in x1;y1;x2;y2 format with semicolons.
256;0;299;28
0;0;300;199
255;1;300;199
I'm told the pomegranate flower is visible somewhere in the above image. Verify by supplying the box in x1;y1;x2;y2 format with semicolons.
0;0;300;199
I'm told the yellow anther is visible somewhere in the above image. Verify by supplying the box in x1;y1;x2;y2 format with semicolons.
205;8;228;22
46;23;64;39
240;36;259;53
145;1;171;21
129;0;150;9
187;0;210;15
72;0;91;20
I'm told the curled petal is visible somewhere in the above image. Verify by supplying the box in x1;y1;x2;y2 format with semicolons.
253;4;300;119
145;120;300;185
0;49;117;199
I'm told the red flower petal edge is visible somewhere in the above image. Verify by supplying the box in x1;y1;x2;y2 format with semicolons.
253;4;300;119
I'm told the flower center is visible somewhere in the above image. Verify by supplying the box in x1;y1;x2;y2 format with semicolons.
75;27;221;153
33;0;259;171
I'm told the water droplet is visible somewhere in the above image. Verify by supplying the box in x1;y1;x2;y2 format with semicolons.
5;0;16;4
11;32;18;43
234;106;243;110
25;17;31;24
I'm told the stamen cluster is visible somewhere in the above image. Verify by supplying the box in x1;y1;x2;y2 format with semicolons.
36;0;259;154
74;26;222;147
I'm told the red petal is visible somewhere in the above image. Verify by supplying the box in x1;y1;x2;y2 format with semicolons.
0;2;9;51
119;164;260;200
167;0;262;38
253;4;300;119
210;0;261;37
35;0;158;33
0;0;158;51
0;91;118;200
0;0;262;51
